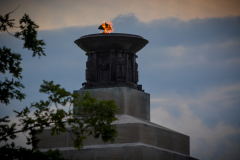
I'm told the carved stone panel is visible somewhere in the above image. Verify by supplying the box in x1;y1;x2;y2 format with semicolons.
86;51;97;82
98;55;109;82
84;49;141;90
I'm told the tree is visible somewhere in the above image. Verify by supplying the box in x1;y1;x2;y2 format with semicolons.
0;5;45;105
1;81;119;159
0;7;119;159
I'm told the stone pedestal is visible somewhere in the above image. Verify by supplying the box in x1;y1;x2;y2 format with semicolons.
38;87;198;160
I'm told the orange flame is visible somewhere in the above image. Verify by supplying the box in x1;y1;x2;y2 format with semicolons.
101;20;114;33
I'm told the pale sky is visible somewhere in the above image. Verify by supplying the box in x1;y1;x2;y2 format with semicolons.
1;0;240;30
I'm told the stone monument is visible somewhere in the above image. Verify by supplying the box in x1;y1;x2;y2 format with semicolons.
38;32;198;160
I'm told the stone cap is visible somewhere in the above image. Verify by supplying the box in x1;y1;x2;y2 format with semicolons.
74;33;149;53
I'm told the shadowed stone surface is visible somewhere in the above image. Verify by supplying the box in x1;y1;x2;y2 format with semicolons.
74;33;148;53
38;115;189;155
41;143;198;160
74;87;150;121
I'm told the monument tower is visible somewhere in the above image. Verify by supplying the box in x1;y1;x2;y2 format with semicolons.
38;22;198;160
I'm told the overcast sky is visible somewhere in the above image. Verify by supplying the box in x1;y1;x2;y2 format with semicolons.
1;0;240;160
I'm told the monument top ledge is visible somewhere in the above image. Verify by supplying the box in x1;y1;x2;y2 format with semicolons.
74;33;149;53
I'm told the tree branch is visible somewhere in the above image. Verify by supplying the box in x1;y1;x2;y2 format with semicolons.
8;5;21;15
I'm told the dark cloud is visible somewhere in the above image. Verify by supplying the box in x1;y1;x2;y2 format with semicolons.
112;13;240;47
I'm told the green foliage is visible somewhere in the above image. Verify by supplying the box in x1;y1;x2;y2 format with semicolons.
0;7;46;105
0;10;15;32
72;91;119;149
0;47;22;78
0;7;46;58
73;92;119;144
14;14;46;57
0;143;66;160
0;47;25;104
0;80;119;152
0;116;17;142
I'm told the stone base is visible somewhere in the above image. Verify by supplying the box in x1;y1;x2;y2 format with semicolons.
41;143;198;160
74;87;150;120
37;86;198;159
38;115;190;155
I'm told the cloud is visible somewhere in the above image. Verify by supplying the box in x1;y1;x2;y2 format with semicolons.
112;14;240;47
1;0;240;30
151;83;240;159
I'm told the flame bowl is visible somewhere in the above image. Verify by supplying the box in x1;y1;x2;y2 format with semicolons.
74;33;149;53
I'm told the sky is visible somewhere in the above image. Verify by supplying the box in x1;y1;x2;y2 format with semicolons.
0;0;240;159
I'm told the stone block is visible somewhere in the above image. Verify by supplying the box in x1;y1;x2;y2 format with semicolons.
74;87;150;120
38;115;189;155
37;130;68;148
44;143;198;160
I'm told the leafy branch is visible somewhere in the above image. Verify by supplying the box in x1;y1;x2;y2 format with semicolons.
0;143;66;160
0;6;45;58
0;80;119;150
0;6;46;105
